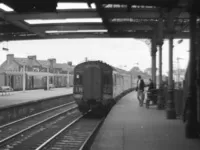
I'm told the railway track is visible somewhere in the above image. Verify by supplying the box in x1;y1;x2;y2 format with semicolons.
35;114;104;150
0;101;76;129
0;101;80;149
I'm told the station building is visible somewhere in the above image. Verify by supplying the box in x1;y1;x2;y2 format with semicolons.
0;54;74;90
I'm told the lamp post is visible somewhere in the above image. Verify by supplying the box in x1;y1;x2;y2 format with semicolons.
46;67;49;90
67;71;70;88
23;64;26;92
176;57;184;83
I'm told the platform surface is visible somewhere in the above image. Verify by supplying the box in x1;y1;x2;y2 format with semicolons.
0;87;73;108
91;92;200;150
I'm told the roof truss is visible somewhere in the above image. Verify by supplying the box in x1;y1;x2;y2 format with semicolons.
0;0;197;41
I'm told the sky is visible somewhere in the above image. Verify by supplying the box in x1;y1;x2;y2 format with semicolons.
0;38;189;74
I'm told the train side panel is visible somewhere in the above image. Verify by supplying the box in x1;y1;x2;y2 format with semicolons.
112;72;130;98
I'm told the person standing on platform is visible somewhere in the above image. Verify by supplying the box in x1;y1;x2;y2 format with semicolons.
147;78;154;91
136;75;145;106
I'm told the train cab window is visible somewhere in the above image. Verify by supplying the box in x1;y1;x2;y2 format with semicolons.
75;73;82;85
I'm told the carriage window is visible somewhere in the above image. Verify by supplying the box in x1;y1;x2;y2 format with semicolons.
75;73;82;85
104;74;111;85
76;74;80;79
113;74;116;85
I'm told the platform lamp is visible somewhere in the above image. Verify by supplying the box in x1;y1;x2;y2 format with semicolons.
177;39;183;44
173;39;183;48
2;41;9;51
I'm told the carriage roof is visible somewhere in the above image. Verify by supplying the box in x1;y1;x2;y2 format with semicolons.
74;60;112;71
74;60;130;75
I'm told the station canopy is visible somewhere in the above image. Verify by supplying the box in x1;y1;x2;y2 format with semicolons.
0;0;199;41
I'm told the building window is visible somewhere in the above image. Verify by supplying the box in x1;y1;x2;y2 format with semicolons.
33;68;39;72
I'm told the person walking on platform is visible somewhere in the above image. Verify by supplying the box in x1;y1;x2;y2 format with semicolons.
136;75;145;106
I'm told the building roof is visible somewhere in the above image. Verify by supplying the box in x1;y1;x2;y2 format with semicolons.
14;57;42;67
56;63;74;73
37;60;50;68
0;54;74;73
37;60;74;73
14;58;28;66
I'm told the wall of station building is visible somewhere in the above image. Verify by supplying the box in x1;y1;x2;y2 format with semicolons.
0;54;74;90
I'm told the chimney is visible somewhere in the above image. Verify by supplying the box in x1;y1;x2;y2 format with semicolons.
7;54;14;64
67;61;72;66
28;55;36;60
48;58;56;67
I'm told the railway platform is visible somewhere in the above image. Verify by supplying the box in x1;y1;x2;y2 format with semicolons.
0;87;73;108
91;92;200;150
0;87;73;125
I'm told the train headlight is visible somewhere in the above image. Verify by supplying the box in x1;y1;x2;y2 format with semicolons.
103;94;112;100
74;94;83;99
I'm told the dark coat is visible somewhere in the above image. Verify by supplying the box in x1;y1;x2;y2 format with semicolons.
136;79;145;91
147;81;154;91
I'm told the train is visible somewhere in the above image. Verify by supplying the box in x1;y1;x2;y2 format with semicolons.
73;61;132;116
0;71;74;91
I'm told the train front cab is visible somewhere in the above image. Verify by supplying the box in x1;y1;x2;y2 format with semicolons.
73;72;89;113
82;66;114;115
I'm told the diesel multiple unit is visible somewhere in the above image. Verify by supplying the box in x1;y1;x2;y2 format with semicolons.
73;61;132;115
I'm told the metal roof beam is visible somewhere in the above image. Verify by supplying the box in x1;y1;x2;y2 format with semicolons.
1;31;190;41
32;24;153;32
4;10;99;20
0;12;46;37
95;1;112;34
30;23;188;32
0;24;26;31
58;0;177;6
32;23;105;32
3;9;189;20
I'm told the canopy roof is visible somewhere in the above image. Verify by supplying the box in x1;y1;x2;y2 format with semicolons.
0;0;199;41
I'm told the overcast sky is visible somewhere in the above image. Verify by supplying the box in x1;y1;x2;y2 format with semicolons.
0;38;189;74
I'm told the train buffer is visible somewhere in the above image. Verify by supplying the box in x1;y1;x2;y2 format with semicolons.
0;86;13;96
